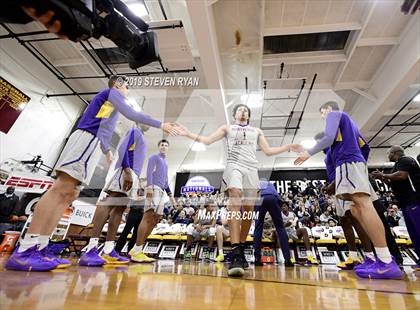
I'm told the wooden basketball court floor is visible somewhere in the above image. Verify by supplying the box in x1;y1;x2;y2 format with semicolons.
0;256;419;310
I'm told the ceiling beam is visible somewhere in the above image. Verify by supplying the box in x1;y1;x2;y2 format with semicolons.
351;16;420;134
185;0;228;122
333;0;377;88
263;51;347;66
351;87;377;102
264;22;362;36
357;36;399;47
52;57;88;68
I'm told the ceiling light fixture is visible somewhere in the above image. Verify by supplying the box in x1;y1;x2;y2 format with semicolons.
124;0;149;18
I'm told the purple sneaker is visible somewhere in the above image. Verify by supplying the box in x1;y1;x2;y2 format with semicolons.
78;247;106;267
355;258;403;279
354;256;375;272
101;249;129;264
39;246;71;269
5;246;58;271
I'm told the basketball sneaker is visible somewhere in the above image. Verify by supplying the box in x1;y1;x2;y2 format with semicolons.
39;246;71;269
130;249;156;263
228;247;245;277
355;258;403;279
78;247;106;267
336;257;361;270
284;260;295;267
101;249;129;264
306;255;319;265
214;254;225;262
5;246;58;271
354;256;375;272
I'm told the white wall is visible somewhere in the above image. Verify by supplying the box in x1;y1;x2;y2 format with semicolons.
0;39;84;168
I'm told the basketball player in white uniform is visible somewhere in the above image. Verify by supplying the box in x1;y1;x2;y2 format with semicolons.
178;104;301;276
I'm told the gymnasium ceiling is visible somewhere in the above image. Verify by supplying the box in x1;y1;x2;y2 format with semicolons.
1;0;419;172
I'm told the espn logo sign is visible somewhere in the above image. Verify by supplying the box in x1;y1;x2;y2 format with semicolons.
5;176;53;190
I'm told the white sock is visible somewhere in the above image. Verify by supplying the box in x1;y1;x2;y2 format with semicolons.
349;251;358;260
306;250;313;257
132;244;143;254
103;241;115;254
86;238;99;252
38;235;50;250
218;248;224;256
365;251;375;260
374;247;392;264
18;234;39;253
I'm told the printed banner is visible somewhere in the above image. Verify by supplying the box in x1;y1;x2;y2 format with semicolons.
0;77;30;133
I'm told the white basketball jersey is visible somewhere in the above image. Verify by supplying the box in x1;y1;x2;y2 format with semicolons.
225;124;259;169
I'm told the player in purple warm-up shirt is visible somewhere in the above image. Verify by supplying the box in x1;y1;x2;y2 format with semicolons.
6;75;180;272
129;139;178;263
79;124;150;267
295;101;403;280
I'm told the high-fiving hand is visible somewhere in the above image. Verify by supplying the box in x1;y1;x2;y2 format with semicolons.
294;150;311;166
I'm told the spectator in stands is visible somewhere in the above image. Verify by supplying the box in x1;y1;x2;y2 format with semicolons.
184;201;217;260
0;187;27;237
297;203;310;220
327;218;337;227
386;205;401;228
290;181;300;196
281;204;318;265
174;210;191;225
319;209;332;224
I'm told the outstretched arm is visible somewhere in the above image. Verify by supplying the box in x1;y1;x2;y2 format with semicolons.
257;129;303;156
177;124;227;145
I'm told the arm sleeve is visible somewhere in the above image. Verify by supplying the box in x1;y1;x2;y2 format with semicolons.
359;135;370;161
308;112;341;156
146;156;156;186
165;186;172;195
109;89;162;128
100;142;110;154
120;130;135;169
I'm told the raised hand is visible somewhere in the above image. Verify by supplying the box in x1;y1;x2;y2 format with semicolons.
294;151;311;166
161;122;183;136
172;123;190;136
289;144;305;153
122;169;133;192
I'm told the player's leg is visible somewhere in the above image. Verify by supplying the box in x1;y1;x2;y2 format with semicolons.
130;187;165;262
6;172;79;271
125;209;144;253
297;228;318;265
267;198;292;265
372;199;403;265
100;204;129;264
130;210;158;263
337;212;362;270
401;204;420;269
253;200;267;265
337;162;402;279
184;225;198;260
